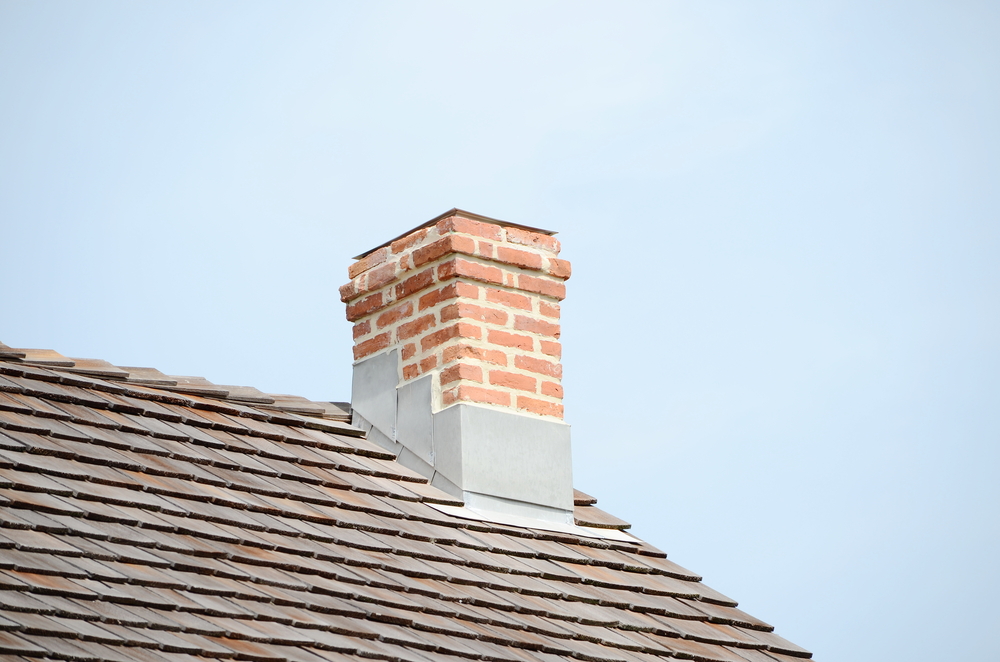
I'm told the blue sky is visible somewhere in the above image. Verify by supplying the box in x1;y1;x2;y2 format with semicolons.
2;2;998;659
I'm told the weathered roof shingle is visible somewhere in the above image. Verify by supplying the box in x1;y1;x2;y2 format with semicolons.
0;346;812;662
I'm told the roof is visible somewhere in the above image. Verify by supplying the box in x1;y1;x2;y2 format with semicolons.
0;341;812;662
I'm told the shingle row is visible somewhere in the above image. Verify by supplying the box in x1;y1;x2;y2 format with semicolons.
0;355;810;662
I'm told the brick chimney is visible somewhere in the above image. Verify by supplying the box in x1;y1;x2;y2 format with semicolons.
340;209;574;522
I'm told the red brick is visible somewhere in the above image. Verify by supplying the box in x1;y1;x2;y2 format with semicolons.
398;314;435;340
437;257;505;287
540;340;562;358
443;343;508;367
443;385;511;408
538;301;560;319
485;288;532;311
353;320;371;339
401;343;417;360
541;381;563;398
399;254;411;270
505;227;560;253
419;355;438;374
365;261;397;292
421;323;482;352
394;268;435;300
413;234;477;268
546;257;571;280
437;216;503;241
517;274;566;300
391;227;429;254
418;281;481;311
339;280;359;303
348;246;389;279
346;293;384;322
488;329;533;351
441;302;507;326
376;301;414;329
496;246;543;271
402;363;419;380
515;354;562;378
353;333;390;360
514;315;560;338
476;241;494;259
441;362;484;385
517;395;563;418
489;370;536;393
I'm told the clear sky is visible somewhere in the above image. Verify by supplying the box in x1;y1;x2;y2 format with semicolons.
2;2;998;659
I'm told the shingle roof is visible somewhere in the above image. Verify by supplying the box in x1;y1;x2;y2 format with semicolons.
0;343;812;662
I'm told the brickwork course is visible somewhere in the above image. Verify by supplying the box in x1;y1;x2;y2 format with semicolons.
0;344;812;662
340;212;571;420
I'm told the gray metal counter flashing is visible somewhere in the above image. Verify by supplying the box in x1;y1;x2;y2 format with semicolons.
351;351;575;520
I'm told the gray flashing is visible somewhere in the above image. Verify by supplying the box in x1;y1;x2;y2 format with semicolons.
396;375;434;465
351;349;398;442
352;352;575;519
437;404;573;512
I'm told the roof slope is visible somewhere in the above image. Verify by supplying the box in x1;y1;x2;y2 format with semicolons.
0;345;812;662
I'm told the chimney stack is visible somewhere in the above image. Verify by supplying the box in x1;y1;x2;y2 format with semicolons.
341;210;574;522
